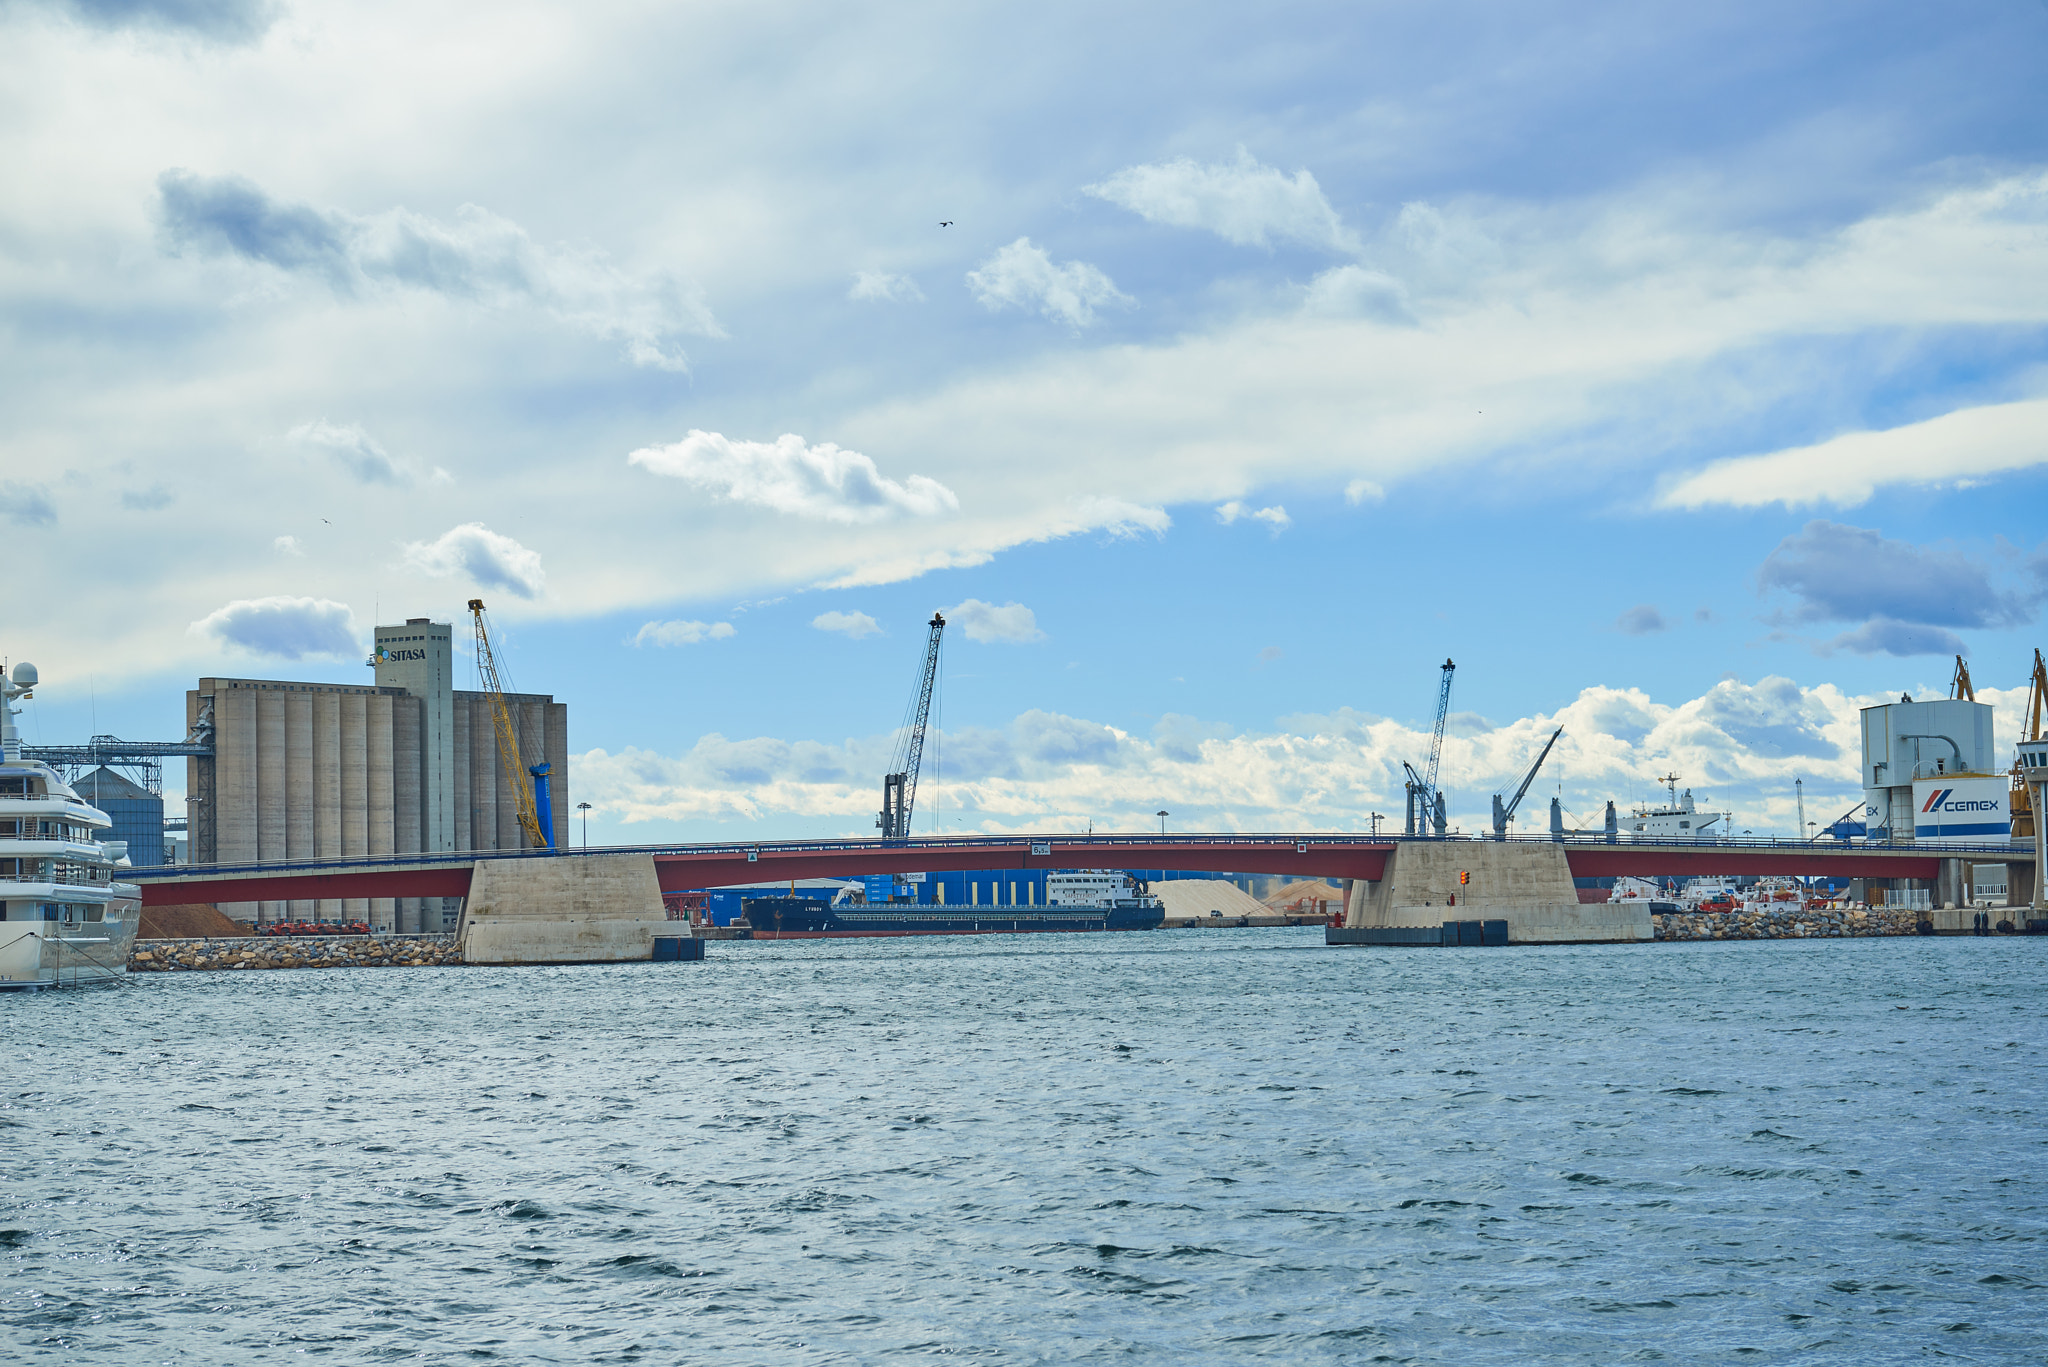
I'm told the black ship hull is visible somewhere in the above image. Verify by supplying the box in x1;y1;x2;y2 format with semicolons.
739;897;1163;938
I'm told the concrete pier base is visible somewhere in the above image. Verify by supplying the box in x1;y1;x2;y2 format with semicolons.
457;852;676;965
1337;841;1651;945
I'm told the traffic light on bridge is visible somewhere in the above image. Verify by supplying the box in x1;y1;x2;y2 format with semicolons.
1458;870;1470;885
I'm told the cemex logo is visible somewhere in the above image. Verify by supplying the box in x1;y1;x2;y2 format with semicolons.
1921;789;1999;813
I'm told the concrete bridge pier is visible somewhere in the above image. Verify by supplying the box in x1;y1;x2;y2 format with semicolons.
1333;840;1650;945
457;852;677;964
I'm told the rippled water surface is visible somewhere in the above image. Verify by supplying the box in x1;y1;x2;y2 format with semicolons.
5;931;2045;1363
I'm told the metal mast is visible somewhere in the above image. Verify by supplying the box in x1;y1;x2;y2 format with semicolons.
468;599;549;849
877;612;944;839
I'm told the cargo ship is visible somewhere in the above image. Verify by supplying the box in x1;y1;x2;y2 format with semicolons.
740;869;1164;939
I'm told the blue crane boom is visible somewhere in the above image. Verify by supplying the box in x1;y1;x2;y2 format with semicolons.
877;613;945;839
1403;659;1455;837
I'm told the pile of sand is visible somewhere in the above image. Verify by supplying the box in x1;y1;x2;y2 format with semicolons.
1262;878;1347;912
1150;880;1270;922
139;903;250;939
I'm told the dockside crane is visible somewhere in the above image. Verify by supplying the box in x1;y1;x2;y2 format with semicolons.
1492;725;1564;839
1404;659;1455;837
468;598;553;849
877;612;945;840
1952;654;1976;702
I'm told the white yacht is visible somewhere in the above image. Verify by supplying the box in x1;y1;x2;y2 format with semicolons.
0;662;140;990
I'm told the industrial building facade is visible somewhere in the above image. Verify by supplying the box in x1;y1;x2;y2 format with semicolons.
185;618;568;930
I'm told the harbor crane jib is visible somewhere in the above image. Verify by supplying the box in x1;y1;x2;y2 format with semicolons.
1492;725;1564;839
467;598;552;849
877;612;945;840
1404;659;1455;837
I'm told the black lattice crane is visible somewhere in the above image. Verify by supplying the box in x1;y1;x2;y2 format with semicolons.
877;613;944;839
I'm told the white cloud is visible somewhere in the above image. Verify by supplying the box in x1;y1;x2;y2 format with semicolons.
812;610;882;638
1659;398;2048;509
156;170;719;370
190;596;356;659
849;270;923;303
1215;500;1290;532
273;534;302;556
1086;149;1357;254
943;599;1045;643
288;420;451;487
572;675;1887;839
628;430;958;523
1344;479;1385;506
633;619;736;647
400;522;546;599
1073;496;1170;538
966;238;1132;328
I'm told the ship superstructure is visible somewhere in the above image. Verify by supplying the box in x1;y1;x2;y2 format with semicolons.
1;662;140;989
1621;774;1729;841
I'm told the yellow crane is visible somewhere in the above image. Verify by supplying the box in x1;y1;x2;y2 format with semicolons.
2013;648;2048;842
468;598;552;849
1951;654;1975;702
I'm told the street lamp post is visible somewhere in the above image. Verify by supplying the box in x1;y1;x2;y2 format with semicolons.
1157;809;1169;835
577;801;592;847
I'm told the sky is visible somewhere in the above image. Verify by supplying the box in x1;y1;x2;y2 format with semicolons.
3;0;2047;846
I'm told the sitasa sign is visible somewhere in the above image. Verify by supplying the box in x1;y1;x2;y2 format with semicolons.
1911;776;2009;842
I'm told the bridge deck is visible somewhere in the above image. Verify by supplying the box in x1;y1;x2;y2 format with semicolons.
125;834;2028;907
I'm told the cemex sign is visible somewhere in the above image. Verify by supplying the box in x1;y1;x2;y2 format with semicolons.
1912;776;2009;842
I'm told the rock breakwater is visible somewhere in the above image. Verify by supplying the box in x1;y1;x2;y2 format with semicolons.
130;935;461;973
1653;906;1922;941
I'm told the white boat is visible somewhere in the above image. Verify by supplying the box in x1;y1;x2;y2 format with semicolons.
1;662;140;990
1621;773;1730;841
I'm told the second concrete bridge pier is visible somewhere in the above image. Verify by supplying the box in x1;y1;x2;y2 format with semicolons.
1330;840;1651;945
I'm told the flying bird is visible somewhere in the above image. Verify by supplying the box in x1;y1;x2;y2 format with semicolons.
939;220;953;227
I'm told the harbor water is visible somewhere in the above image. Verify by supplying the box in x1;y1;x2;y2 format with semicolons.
4;931;2044;1363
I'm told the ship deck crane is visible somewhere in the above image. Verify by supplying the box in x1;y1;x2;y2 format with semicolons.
468;598;552;849
877;612;944;840
1492;725;1564;838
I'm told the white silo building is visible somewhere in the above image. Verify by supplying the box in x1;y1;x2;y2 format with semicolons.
1859;695;2005;844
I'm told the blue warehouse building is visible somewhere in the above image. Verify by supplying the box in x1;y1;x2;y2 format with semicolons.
74;766;166;867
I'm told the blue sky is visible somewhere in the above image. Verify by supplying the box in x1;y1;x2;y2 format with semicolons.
4;0;2046;843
